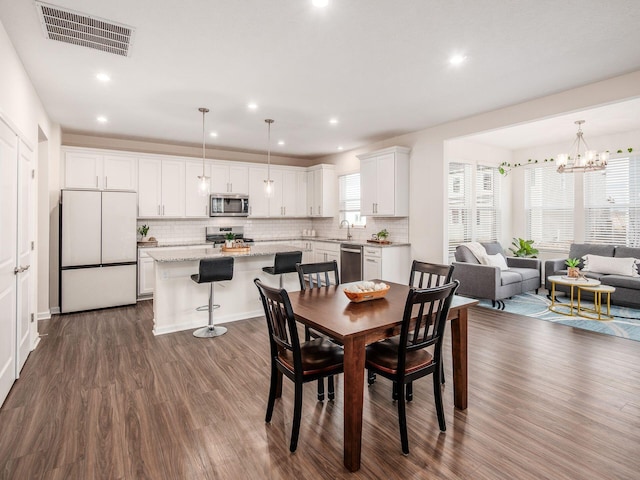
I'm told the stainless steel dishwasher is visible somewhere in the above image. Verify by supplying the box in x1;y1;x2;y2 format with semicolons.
340;244;363;283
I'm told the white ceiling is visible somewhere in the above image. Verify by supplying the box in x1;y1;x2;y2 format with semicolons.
1;0;640;157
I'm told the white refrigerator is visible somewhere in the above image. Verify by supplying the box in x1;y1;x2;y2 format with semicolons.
60;189;137;313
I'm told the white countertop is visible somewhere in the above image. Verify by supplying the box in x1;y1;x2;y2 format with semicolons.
145;243;310;262
139;237;410;250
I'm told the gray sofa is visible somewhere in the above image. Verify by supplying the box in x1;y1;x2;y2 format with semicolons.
452;241;541;309
545;243;640;308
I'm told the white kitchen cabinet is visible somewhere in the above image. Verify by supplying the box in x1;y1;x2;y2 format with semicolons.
248;166;269;217
297;240;315;263
210;163;249;194
306;164;336;217
269;168;306;217
185;161;211;217
138;157;185;217
138;249;155;297
362;245;411;284
63;150;137;190
358;146;410;217
314;241;340;270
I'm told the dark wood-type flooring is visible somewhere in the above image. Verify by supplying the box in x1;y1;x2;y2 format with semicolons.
1;300;640;479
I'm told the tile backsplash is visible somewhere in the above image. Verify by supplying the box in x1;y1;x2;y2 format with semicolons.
137;216;408;244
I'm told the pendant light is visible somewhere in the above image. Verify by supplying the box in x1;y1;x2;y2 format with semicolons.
197;107;210;196
264;118;274;198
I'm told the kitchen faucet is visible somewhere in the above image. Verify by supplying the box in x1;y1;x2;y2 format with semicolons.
340;219;352;241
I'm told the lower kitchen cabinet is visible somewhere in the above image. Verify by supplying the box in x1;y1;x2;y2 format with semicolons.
362;245;410;284
138;249;155;297
314;242;340;269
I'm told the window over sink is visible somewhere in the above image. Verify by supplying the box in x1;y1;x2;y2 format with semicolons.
339;173;366;227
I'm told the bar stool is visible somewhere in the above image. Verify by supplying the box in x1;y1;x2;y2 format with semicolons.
262;251;302;288
191;257;234;338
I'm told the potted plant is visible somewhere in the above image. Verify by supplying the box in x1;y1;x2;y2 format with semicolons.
137;224;150;242
376;229;389;242
224;232;235;248
509;238;539;258
565;258;580;278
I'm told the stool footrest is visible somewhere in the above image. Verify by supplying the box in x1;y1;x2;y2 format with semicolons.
196;304;220;312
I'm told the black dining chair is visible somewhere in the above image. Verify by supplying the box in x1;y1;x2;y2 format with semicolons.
254;278;344;453
296;260;340;401
369;260;455;393
366;280;459;455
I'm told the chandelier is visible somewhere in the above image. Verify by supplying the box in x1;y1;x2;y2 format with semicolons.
556;120;609;173
264;119;274;198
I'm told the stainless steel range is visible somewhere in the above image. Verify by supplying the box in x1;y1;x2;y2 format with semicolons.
205;226;254;246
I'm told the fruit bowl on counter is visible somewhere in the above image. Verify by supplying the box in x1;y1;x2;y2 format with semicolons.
344;281;390;303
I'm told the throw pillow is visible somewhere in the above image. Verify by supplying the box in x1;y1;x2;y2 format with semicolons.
582;254;640;277
484;253;509;271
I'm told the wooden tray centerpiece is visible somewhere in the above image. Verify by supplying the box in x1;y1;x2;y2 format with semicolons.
343;282;390;303
221;240;251;253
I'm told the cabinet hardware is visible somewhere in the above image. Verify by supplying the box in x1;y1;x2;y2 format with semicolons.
366;258;376;263
162;205;165;215
105;176;108;189
96;176;99;188
13;264;30;274
310;206;313;215
158;205;160;215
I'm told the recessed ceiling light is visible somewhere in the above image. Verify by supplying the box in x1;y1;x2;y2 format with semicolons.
329;118;339;125
209;131;218;138
278;140;285;146
96;115;108;123
337;146;344;151
96;73;110;82
248;102;258;110
312;0;329;7
449;54;467;66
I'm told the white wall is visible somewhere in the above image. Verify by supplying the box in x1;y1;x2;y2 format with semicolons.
0;21;60;324
315;70;640;263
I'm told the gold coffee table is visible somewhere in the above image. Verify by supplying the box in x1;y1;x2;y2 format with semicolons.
577;284;616;320
548;275;601;317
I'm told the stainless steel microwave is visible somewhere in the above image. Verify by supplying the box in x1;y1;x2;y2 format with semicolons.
209;193;249;216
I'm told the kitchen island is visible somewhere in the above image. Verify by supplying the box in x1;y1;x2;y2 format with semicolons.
146;244;307;335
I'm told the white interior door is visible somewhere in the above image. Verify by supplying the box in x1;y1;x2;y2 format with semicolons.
0;119;18;406
61;190;102;267
102;191;137;263
16;140;33;373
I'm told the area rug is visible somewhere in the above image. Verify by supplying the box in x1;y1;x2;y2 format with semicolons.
477;292;640;342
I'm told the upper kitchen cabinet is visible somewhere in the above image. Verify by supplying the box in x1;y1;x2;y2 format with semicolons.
63;149;137;191
185;161;210;217
357;146;410;217
210;163;249;194
306;164;336;217
268;168;307;217
248;166;269;217
138;157;185;217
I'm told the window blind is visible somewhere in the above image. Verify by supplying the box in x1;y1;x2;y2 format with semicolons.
525;165;574;250
448;163;473;258
584;156;640;247
339;173;366;226
475;165;501;242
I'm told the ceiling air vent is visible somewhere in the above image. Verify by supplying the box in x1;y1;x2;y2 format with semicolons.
35;1;135;57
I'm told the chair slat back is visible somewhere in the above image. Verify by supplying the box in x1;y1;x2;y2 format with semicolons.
398;281;459;373
296;261;340;291
254;279;301;365
409;260;454;289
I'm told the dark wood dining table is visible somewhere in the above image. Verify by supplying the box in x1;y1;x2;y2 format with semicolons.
287;280;478;472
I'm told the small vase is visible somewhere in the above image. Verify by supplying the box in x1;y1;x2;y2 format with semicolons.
140;236;148;242
225;240;234;248
567;267;580;278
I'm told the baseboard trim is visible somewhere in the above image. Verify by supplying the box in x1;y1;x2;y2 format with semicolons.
50;306;60;315
37;310;51;321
